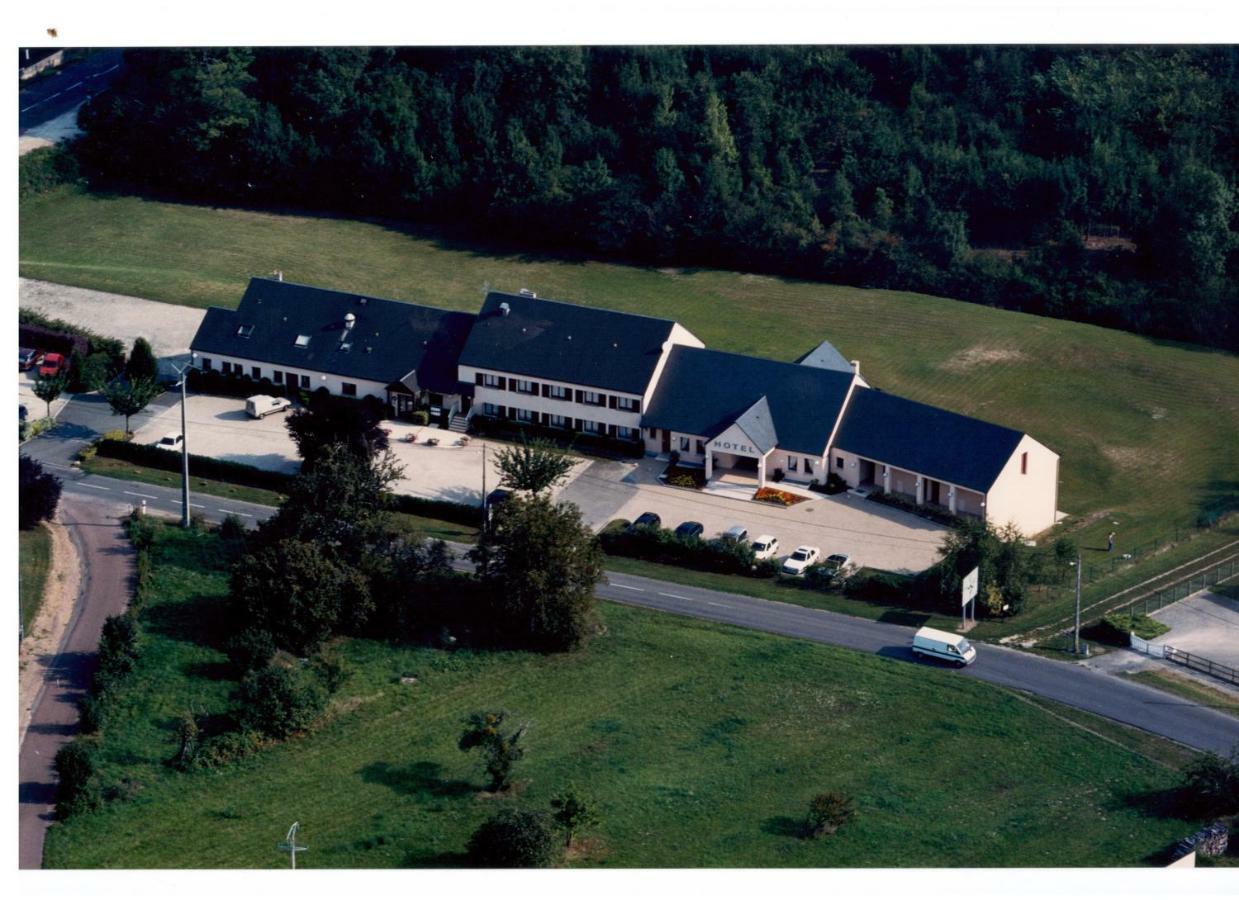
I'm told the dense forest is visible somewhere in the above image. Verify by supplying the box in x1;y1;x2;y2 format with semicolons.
73;46;1238;348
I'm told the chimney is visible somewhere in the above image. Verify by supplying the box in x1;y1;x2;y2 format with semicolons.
344;312;356;330
273;270;283;282
518;288;536;298
851;359;861;377
499;302;511;317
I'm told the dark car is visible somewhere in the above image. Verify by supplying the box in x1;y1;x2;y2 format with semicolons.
674;521;704;540
628;511;662;532
19;347;41;371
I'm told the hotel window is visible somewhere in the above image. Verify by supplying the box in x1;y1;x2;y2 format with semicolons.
617;426;633;440
342;382;357;397
549;414;567;429
581;420;600;434
515;379;535;394
787;456;798;472
582;390;603;406
221;362;233;375
679;436;690;452
696;440;705;455
273;370;283;384
482;373;500;388
804;458;814;475
616;396;639;412
199;358;212;371
1021;452;1028;474
299;374;310;389
483;402;498;417
549;384;569;400
515;408;533;423
836;456;844;469
251;366;261;379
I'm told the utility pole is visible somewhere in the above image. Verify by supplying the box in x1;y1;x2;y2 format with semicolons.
481;442;487;518
172;357;199;528
1073;553;1083;655
276;821;307;869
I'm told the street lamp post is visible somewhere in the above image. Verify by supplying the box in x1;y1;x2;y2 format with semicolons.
172;355;199;528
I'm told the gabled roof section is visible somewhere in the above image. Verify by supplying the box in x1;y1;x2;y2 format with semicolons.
642;346;855;456
833;388;1026;493
459;291;680;395
731;395;779;454
796;338;853;374
188;278;475;394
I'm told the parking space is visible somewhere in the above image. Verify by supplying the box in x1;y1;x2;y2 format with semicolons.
1150;589;1239;669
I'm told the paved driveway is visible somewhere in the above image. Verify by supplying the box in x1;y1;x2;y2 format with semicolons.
561;457;947;574
1151;589;1239;668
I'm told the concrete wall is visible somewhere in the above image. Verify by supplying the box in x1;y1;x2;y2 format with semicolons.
983;434;1059;537
193;351;391;402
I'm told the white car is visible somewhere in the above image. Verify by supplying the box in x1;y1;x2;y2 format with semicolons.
822;553;855;578
155;433;184;453
781;545;821;577
750;535;780;560
246;394;293;419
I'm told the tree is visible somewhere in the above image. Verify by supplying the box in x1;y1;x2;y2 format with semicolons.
125;337;159;383
285;394;389;467
19;455;62;530
469;494;604;651
466;809;560;868
806;791;855;838
173;711;200;770
929;519;1031;615
1178;747;1239;818
32;370;68;419
54;741;101;818
458;709;528;792
105;376;159;435
97;613;141;679
493;437;575;492
550;786;597;848
236;664;328;739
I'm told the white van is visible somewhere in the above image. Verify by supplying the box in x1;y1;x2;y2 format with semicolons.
246;395;292;419
912;626;977;667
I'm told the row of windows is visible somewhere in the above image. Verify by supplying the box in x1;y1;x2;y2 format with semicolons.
480;403;635;439
475;372;640;412
200;358;357;396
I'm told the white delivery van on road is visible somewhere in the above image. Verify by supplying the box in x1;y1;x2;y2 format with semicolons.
246;395;293;419
912;626;977;667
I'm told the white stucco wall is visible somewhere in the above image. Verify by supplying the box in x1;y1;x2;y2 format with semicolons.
982;434;1059;537
194;351;391;401
460;365;645;435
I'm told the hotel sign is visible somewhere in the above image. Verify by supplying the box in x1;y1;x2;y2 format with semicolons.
711;421;764;457
713;439;756;455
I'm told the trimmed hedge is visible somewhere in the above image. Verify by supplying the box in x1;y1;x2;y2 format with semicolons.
600;520;769;577
94;437;483;525
470;415;644;460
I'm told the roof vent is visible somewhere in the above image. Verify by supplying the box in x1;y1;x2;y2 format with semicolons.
518;288;536;297
499;302;511;317
851;359;861;376
344;312;356;330
567;335;573;341
358;297;368;305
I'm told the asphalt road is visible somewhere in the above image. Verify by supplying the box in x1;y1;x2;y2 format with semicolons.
18;496;134;869
19;49;124;135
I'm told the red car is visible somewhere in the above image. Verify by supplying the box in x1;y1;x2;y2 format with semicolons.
38;352;66;378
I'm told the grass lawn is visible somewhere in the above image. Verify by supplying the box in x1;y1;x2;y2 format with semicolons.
1120;670;1239;716
19;524;53;634
19;188;1239;634
42;525;1204;868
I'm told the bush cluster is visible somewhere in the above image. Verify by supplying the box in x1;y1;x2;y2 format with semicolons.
237;664;329;740
19;455;62;530
600;521;768;577
467;809;561;868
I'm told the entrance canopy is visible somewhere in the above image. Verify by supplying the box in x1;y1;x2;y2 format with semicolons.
706;396;777;482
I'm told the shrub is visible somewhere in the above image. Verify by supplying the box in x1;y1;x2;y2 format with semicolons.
226;627;276;674
54;741;101;818
19;455;62;529
125;337;159;383
78;693;106;734
807;791;856;838
600;524;762;577
19;144;82;197
459;710;529;792
194;729;265;769
1178;749;1239;818
310;648;351;694
236;664;328;739
124;508;157;550
467;809;561;868
218;513;248;540
411;410;430;426
97;613;141;679
843;570;912;605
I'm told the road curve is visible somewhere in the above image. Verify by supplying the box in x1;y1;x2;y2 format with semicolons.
598;570;1239;755
18;496;135;869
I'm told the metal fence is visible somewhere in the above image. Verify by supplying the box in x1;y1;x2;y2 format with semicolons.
1113;556;1238;620
1163;647;1239;687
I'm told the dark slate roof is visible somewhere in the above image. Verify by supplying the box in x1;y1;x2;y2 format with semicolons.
796;338;854;374
832;388;1026;493
188;278;475;394
642;346;855;455
733;396;779;454
458;292;679;395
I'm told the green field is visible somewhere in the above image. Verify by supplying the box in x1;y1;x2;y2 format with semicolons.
42;525;1203;868
19;188;1239;632
19;524;52;635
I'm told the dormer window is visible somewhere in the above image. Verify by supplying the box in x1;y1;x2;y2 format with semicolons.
236;324;255;338
339;342;352;352
294;334;311;348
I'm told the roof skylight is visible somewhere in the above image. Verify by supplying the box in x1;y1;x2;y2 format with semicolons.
294;334;311;348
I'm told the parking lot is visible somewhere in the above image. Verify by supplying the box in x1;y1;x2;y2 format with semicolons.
132;394;948;573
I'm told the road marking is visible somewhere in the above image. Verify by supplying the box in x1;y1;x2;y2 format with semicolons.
80;483;111;491
67;81;83;90
612;583;645;592
218;509;254;518
706;601;728;608
89;65;119;78
190;503;206;509
123;490;159;499
658;592;691;601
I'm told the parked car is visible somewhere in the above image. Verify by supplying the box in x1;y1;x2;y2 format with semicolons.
246;394;293;419
19;347;42;371
154;433;184;453
629;511;662;531
722;525;749;543
781;545;821;576
751;534;780;560
821;553;855;579
37;352;65;378
674;521;704;540
912;626;977;667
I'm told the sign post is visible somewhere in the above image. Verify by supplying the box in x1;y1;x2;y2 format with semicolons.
961;567;979;629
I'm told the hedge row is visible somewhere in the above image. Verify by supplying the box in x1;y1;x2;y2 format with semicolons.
470;415;644;460
599;521;776;578
93;438;483;526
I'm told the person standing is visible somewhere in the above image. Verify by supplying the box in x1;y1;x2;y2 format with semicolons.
1107;531;1116;553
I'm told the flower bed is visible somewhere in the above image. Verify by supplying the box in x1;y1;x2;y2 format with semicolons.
660;463;706;490
753;487;808;507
